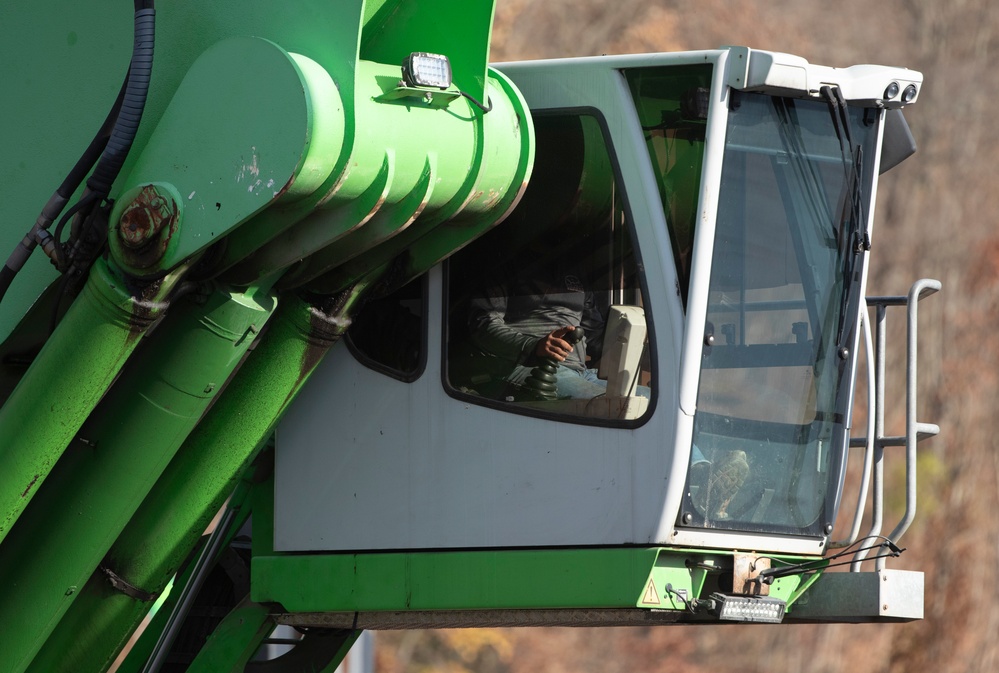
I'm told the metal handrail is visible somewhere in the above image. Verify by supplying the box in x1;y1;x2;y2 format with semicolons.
877;278;941;569
846;278;940;570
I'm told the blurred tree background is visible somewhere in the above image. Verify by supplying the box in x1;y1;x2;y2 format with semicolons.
378;1;999;670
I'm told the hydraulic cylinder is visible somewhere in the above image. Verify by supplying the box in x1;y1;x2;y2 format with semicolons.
0;285;275;673
24;289;361;673
0;258;173;544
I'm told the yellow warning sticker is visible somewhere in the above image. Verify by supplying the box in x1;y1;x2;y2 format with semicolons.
641;579;661;605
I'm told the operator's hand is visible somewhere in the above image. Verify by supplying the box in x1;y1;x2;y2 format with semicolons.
535;326;575;362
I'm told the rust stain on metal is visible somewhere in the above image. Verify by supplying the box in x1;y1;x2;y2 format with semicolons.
119;185;178;249
271;174;296;201
300;290;354;380
119;275;168;340
20;473;40;498
117;185;180;271
733;554;771;596
276;289;358;412
482;188;503;208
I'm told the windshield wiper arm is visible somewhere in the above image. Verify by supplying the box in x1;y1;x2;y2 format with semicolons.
821;86;869;354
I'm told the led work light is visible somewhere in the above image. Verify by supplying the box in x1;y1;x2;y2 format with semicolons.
402;52;453;89
706;593;786;623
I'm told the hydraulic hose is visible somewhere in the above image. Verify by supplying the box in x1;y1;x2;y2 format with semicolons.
0;84;124;303
86;7;156;197
0;267;15;306
0;3;156;307
56;79;128;209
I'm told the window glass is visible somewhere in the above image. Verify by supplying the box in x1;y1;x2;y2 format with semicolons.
445;113;653;423
683;92;877;536
346;275;426;381
626;65;713;306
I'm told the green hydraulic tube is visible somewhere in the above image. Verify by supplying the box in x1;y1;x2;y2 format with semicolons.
216;0;503;280
0;257;175;544
279;64;535;293
187;597;358;673
183;597;275;673
224;55;529;287
112;475;259;673
304;65;535;295
105;474;259;673
25;73;534;664
25;288;365;673
0;285;276;673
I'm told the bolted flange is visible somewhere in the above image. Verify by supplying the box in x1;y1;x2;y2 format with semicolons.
111;182;183;274
119;185;178;249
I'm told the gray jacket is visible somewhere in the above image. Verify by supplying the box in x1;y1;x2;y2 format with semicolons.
468;264;604;373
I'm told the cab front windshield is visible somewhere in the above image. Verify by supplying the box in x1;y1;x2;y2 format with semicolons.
686;91;876;536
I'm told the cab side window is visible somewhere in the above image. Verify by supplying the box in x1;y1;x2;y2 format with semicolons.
445;113;654;424
346;275;426;382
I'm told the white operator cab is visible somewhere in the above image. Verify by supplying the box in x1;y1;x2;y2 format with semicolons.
276;47;922;559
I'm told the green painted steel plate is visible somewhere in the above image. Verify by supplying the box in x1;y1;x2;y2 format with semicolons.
252;547;813;615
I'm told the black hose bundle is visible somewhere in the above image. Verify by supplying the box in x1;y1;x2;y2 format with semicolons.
86;8;156;197
0;2;156;307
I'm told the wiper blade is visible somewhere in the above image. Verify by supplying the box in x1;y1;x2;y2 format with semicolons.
821;86;868;353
